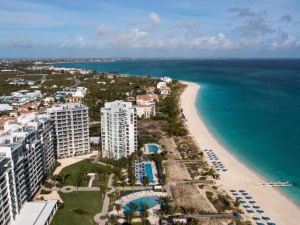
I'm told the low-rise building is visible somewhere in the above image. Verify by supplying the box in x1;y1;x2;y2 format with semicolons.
159;86;170;96
144;86;156;94
0;104;13;112
136;94;159;106
157;81;171;96
136;105;156;118
136;94;158;118
160;76;172;83
13;200;58;225
157;81;167;90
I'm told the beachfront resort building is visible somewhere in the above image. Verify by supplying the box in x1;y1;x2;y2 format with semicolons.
0;113;57;225
101;100;137;159
136;94;158;118
47;103;90;158
156;81;170;96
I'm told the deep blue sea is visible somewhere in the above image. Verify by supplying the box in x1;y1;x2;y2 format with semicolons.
56;59;300;204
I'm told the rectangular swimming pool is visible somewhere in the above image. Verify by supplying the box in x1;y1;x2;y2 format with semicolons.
145;163;154;182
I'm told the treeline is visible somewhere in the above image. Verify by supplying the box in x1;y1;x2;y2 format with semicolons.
159;83;188;136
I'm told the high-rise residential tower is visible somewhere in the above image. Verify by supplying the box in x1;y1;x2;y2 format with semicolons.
0;113;56;224
101;101;137;159
47;103;90;158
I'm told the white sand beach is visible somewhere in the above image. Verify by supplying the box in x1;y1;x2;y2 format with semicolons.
180;81;300;225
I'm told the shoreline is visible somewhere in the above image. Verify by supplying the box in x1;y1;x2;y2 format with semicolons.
180;81;300;225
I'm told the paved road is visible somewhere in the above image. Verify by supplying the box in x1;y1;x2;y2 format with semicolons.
94;174;115;225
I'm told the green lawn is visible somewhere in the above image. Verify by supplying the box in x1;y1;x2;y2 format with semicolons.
51;192;102;225
59;159;116;186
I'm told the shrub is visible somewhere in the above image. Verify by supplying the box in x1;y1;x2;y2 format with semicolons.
72;208;88;215
206;191;214;199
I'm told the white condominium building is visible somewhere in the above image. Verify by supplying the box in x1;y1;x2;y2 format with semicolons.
47;103;90;158
0;113;56;225
101;101;137;159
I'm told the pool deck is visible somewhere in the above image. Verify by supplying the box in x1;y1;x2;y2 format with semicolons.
134;160;159;185
115;190;167;207
142;143;162;154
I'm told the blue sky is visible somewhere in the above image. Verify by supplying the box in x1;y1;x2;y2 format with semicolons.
0;0;300;58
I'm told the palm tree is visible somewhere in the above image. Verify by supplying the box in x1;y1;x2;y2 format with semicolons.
126;211;134;223
143;176;149;186
129;202;138;217
140;203;149;224
108;215;118;225
160;196;172;215
115;203;122;217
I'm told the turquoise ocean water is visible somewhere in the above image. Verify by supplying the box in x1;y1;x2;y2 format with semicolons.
56;59;300;204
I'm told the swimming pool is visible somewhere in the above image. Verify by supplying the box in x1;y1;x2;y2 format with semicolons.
135;160;159;185
148;144;160;153
123;196;161;215
145;163;154;182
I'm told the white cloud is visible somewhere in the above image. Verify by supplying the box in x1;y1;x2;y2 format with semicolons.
107;28;234;50
59;36;89;49
110;28;148;47
149;12;161;24
271;33;300;49
190;33;234;50
95;24;108;37
239;38;262;47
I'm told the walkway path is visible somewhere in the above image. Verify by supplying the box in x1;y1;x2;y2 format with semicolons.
94;174;115;225
42;184;152;193
43;186;101;193
115;186;152;191
88;175;95;187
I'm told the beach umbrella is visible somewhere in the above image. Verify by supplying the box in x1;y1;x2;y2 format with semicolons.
262;216;271;221
247;209;254;214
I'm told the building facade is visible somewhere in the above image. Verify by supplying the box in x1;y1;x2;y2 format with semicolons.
101;101;137;159
136;105;156;118
135;94;158;118
47;103;90;158
0;113;56;225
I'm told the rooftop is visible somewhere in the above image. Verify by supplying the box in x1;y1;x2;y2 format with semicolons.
47;103;88;113
12;200;58;225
